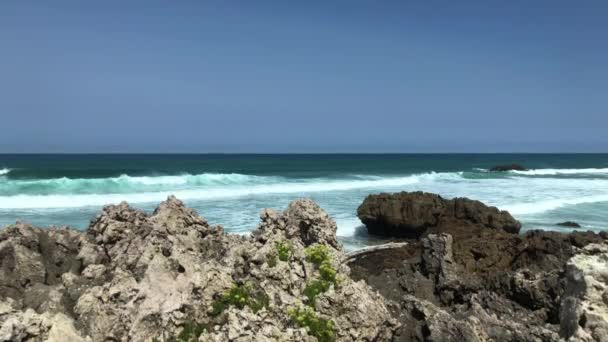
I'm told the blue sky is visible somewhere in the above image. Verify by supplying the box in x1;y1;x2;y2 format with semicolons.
1;1;606;152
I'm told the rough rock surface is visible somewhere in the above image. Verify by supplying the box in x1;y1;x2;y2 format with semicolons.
350;192;608;341
357;191;522;238
0;197;396;342
560;241;608;341
489;164;528;172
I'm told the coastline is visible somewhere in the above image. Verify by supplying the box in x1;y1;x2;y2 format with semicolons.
1;193;606;341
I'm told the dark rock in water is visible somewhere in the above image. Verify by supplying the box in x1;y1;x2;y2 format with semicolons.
556;221;581;228
357;191;522;238
489;163;528;171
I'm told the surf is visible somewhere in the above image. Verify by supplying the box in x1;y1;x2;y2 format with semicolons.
510;168;608;176
0;172;455;209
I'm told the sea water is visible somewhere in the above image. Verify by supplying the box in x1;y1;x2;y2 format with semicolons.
1;154;607;250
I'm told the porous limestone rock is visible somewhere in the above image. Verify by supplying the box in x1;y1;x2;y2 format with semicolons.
0;197;396;342
560;241;608;342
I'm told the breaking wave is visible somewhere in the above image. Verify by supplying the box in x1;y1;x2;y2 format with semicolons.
0;172;461;209
510;168;608;176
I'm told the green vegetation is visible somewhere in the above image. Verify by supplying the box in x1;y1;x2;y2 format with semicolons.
267;240;293;267
303;279;331;306
276;241;294;262
289;306;336;342
152;320;208;342
302;244;339;306
266;252;278;267
305;244;331;266
211;283;269;316
318;259;337;283
176;321;207;341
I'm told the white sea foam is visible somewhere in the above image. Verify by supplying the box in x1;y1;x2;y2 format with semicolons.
503;194;608;215
0;172;443;209
0;168;10;176
510;168;608;176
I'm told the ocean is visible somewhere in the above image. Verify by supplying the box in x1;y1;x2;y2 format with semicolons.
1;154;607;250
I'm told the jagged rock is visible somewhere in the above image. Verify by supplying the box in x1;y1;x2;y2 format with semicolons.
560;241;608;341
0;197;396;341
357;191;522;238
349;230;606;341
489;164;528;172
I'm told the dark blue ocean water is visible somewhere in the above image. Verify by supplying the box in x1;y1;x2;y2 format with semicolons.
1;154;607;249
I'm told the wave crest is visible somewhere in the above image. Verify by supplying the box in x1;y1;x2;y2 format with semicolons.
0;172;463;209
510;168;608;176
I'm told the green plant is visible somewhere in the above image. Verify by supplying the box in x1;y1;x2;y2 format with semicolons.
275;241;293;262
289;306;335;342
301;244;339;306
305;244;331;266
303;279;331;306
267;252;278;267
152;320;209;342
211;283;269;316
176;320;207;341
318;260;337;283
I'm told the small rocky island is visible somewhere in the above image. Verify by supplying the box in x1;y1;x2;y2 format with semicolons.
0;194;607;341
489;164;528;171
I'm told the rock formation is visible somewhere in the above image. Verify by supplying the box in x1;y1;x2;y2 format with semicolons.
357;191;521;238
557;221;582;228
489;164;528;172
1;193;606;342
350;191;608;341
0;197;397;342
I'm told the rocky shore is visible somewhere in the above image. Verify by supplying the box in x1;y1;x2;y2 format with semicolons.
350;192;608;341
0;197;395;341
0;193;607;341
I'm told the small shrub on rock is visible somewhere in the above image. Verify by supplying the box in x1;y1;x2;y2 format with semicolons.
276;241;294;262
305;244;331;266
152;320;208;342
267;252;278;267
318;260;337;283
289;306;335;342
176;320;207;341
211;283;269;316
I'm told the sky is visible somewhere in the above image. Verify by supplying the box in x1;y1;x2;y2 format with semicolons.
0;1;607;153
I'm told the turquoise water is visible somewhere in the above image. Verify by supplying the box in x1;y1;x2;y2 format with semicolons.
1;154;608;250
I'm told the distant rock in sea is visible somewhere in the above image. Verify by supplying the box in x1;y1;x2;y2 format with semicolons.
556;221;582;228
489;163;528;171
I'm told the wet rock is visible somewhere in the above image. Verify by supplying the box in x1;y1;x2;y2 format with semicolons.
557;221;582;228
489;164;528;171
357;191;522;237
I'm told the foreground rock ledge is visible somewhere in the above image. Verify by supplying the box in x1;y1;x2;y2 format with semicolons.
0;196;396;342
351;191;608;342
